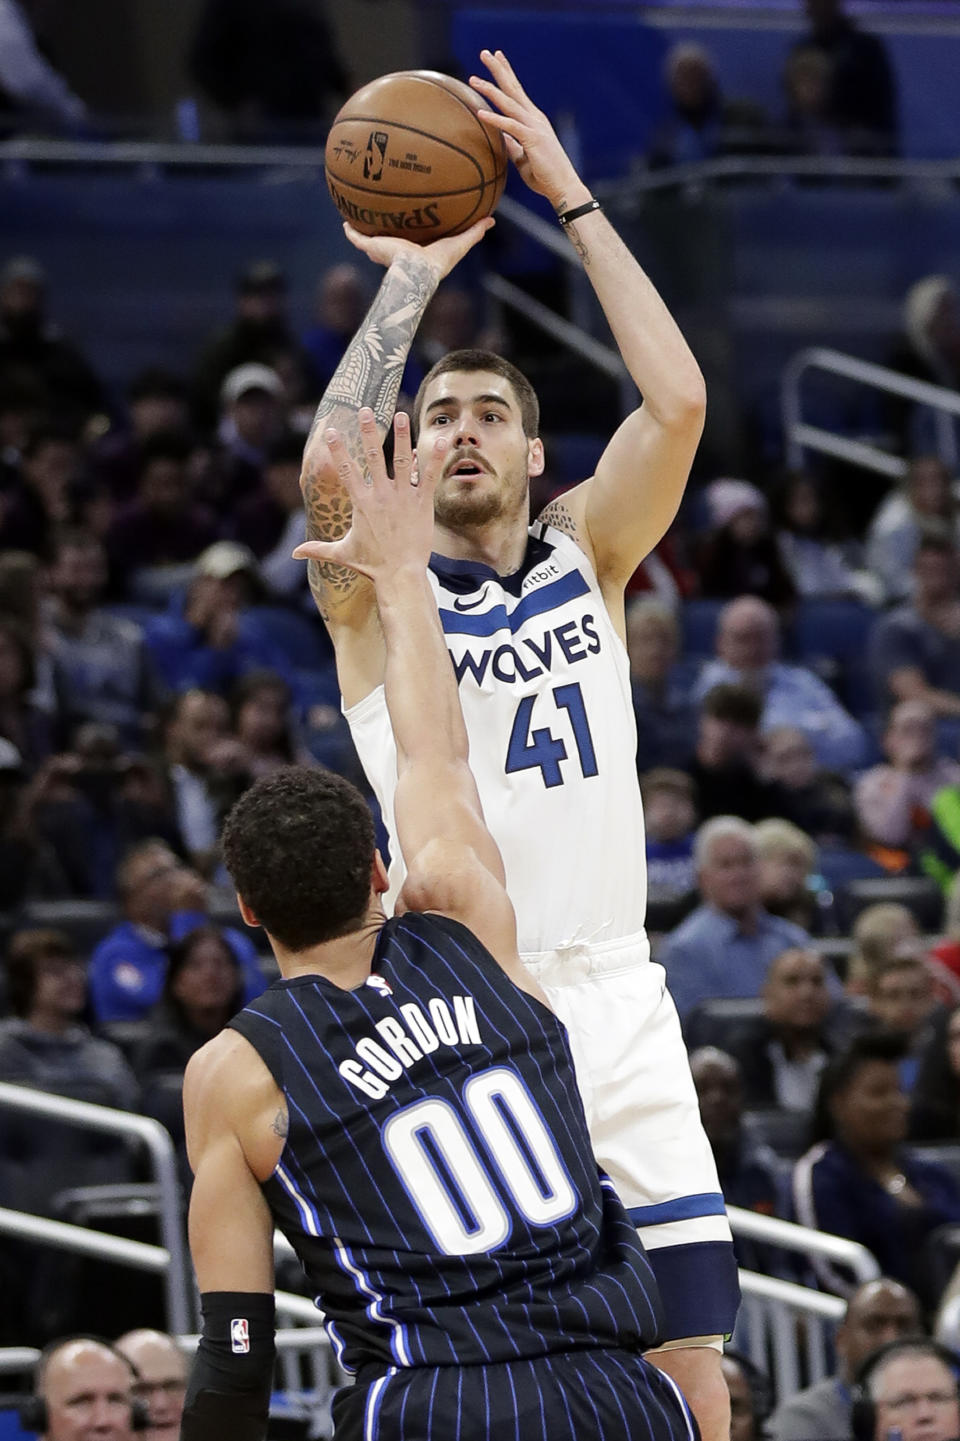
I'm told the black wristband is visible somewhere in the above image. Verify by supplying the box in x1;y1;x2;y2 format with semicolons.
181;1292;276;1441
557;198;602;227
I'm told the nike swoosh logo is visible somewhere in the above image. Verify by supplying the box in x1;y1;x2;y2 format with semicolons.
452;587;490;612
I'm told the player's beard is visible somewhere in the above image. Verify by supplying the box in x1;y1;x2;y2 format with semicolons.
434;484;504;528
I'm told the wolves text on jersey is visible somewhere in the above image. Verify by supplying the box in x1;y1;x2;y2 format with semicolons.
450;614;601;687
339;994;483;1099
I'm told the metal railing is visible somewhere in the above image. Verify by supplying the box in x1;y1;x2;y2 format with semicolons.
782;346;960;478
0;1083;192;1334
727;1203;881;1284
738;1269;845;1401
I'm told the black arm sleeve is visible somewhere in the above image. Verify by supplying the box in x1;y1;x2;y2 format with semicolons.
180;1291;276;1441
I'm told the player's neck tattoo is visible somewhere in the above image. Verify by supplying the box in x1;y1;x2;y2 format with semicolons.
301;254;439;616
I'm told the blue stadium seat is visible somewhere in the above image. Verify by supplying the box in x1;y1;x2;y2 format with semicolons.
789;600;876;665
817;847;887;893
680;599;724;659
247;605;332;672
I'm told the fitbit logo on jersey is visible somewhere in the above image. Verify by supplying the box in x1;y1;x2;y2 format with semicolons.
339;995;482;1099
230;1318;250;1354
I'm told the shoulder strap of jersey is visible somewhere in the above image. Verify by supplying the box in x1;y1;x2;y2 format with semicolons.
228;1002;286;1093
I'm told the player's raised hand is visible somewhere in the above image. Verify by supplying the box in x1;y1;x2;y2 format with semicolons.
293;409;447;583
469;49;587;211
343;215;495;282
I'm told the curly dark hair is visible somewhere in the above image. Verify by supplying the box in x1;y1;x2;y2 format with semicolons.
221;767;375;951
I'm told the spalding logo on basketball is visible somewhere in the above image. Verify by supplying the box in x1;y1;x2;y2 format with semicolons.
324;70;508;241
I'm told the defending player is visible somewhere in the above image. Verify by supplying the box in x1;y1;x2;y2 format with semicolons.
179;412;697;1441
296;49;738;1440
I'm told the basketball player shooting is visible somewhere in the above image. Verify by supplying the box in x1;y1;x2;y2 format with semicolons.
296;49;739;1441
179;412;698;1441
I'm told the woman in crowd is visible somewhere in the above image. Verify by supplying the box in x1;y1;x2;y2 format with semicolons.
230;668;312;777
793;1030;960;1305
133;923;245;1079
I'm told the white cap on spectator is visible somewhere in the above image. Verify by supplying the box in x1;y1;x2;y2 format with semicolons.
194;541;260;580
220;363;283;408
707;477;767;530
0;738;23;771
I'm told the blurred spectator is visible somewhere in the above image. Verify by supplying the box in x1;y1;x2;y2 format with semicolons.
869;532;960;719
792;1030;960;1303
690;683;791;823
0;369;45;484
848;902;922;999
911;1003;960;1140
722;1351;771;1441
159;689;248;874
45;528;158;746
695;595;870;771
302;263;368;390
232;429;308;601
697;479;797;608
133;925;244;1078
105;431;218;593
0;422;79;554
23;725;181;899
212;362;285;509
856;700;960;861
0;255;103;421
891;278;960;457
230;670;312;777
780;45;846;158
862;952;940;1094
0;613;55;770
28;1338;141;1441
755;818;830;935
88;839;264;1023
0;737;36;908
689;1047;787;1271
860;1342;960;1441
90;367;191;504
867;458;960;605
190;0;348;144
0;0;86;135
193;261;300;424
0;928;136;1107
115;1329;188;1441
627;598;697;771
143;543;279;696
642;767;697;899
648;43;766;170
792;0;898;156
774;473;874;602
762;725;857;845
724;948;842;1113
768;1277;924;1441
658;815;811;1020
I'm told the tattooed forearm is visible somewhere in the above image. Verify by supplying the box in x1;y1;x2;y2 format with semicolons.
301;255;440;612
538;498;581;542
552;193;592;269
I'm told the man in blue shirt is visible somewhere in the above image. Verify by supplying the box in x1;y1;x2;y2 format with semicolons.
89;839;265;1023
658;815;812;1021
694;595;869;772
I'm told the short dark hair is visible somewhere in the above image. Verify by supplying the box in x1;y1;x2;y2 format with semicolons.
5;928;77;1017
221;767;376;951
811;1030;908;1145
412;349;539;440
701;683;763;728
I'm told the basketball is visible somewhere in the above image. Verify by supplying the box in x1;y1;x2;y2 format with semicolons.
324;70;508;242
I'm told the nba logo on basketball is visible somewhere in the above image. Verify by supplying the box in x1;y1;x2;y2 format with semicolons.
230;1318;250;1354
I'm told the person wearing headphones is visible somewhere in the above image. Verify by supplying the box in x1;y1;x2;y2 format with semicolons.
20;1336;148;1441
852;1338;960;1441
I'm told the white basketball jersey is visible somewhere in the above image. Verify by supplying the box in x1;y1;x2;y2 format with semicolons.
346;523;648;955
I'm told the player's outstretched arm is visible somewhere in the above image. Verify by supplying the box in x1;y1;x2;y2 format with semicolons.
180;1037;277;1441
471;49;706;612
295;412;531;989
299;219;493;639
